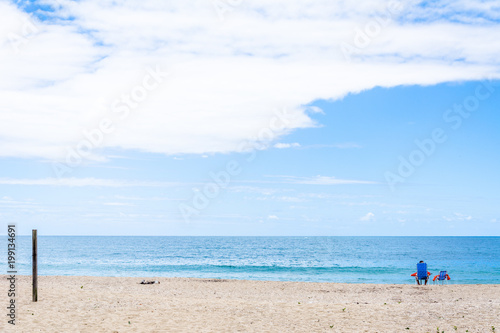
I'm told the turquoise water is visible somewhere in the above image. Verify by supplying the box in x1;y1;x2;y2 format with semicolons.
2;236;499;284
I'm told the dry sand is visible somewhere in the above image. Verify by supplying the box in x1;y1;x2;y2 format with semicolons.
1;275;498;332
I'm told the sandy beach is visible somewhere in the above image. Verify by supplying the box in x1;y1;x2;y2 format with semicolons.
1;275;498;332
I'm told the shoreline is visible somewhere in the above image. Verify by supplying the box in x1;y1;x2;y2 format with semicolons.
6;274;500;285
2;275;498;332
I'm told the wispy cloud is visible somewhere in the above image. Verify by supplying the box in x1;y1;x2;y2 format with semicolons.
273;142;361;149
0;174;379;189
272;175;379;185
273;143;301;149
442;212;473;221
253;196;305;203
227;186;291;195
102;202;133;206
301;143;362;149
0;178;184;187
360;212;375;221
0;196;38;208
113;195;183;201
232;175;378;186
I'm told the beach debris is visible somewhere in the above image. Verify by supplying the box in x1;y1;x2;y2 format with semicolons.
202;279;228;283
140;280;160;284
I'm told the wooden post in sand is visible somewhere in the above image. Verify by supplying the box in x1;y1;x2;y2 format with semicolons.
32;229;38;302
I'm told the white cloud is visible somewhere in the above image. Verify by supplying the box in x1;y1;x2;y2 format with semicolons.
1;1;499;160
277;196;304;203
113;195;180;201
278;175;379;185
360;212;375;221
255;196;305;203
267;215;279;220
454;212;472;220
0;175;377;188
295;143;362;149
274;143;301;149
329;143;362;149
0;177;183;187
442;213;473;221
0;196;39;209
240;175;378;185
228;185;286;196
102;202;133;206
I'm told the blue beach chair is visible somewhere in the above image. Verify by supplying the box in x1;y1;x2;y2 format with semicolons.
433;271;450;285
416;262;429;285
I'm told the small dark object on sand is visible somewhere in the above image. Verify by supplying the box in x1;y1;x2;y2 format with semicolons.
140;280;160;284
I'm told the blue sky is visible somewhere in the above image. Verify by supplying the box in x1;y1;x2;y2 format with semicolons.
1;0;499;235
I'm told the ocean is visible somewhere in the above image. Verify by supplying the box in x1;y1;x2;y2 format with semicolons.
2;236;499;284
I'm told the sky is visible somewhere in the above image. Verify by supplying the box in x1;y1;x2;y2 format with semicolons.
0;0;499;236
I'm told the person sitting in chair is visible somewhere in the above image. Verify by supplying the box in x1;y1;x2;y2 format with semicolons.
411;260;431;285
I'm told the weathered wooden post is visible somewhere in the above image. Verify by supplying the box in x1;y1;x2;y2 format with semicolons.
32;229;37;302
